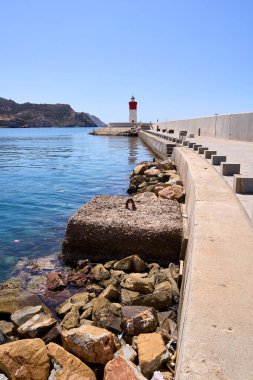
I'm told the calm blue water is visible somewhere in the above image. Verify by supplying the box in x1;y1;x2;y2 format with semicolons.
0;127;153;281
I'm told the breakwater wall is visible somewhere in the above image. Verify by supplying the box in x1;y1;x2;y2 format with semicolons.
153;112;253;142
139;131;253;379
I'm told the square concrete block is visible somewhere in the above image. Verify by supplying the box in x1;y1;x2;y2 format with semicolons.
183;141;189;146
198;147;208;154
189;134;195;138
204;150;217;159
188;142;196;148
212;155;227;166
221;163;240;176
193;144;202;151
233;175;253;194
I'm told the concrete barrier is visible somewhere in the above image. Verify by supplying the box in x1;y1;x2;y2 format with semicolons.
233;175;253;194
138;130;175;158
193;144;202;151
172;147;253;380
212;155;227;166
221;163;240;176
198;147;208;154
204;150;217;159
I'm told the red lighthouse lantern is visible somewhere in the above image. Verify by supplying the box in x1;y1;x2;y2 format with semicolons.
129;96;137;123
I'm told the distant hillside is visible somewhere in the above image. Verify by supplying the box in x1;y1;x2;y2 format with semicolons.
0;97;106;128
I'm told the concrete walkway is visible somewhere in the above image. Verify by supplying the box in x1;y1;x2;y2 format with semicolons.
187;136;253;221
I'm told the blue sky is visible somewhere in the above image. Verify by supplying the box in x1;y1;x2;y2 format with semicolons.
1;0;253;123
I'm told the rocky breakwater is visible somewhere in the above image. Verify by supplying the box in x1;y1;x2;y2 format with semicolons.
0;255;179;379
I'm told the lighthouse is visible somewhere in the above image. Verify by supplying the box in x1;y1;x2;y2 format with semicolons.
129;96;137;123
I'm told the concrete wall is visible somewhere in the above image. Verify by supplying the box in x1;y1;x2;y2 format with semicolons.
153;112;253;142
108;122;135;128
172;147;253;380
138;130;171;158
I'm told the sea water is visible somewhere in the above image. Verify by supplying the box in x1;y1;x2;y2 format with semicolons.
0;127;153;281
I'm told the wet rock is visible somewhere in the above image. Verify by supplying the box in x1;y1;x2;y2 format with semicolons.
121;275;154;294
91;264;110;281
61;324;116;364
114;344;137;362
47;342;96;380
0;277;25;291
18;313;57;338
99;284;119;301
61;307;80;330
62;196;182;265
127;184;138;194
27;275;47;293
11;305;44;326
104;355;146;380
46;272;67;291
0;289;47;316
121;289;141;305
0;338;50;380
56;292;90;316
132;290;173;310
92;297;122;334
67;271;87;287
122;306;158;336
29;255;56;272
0;321;14;336
0;329;11;345
137;333;169;377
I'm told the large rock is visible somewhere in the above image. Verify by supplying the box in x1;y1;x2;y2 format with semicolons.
62;195;182;264
122;306;158;336
11;305;44;326
47;342;96;380
0;289;46;316
92;297;122;334
17;313;57;338
61;324;116;364
104;355;146;380
56;292;90;316
121;275;154;294
137;333;169;377
132;289;173;310
0;338;50;380
0;321;14;336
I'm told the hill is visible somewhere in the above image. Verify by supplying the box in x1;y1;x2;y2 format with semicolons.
0;97;106;128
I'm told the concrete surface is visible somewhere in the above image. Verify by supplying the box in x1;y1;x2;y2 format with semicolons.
172;147;253;380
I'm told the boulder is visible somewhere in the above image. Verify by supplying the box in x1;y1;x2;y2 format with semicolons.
114;344;137;362
0;289;46;316
132;290;173;310
91;264;110;281
104;356;146;380
46;272;67;291
11;305;44;326
122;306;158;336
56;292;90;316
144;168;161;177
120;276;154;295
114;255;147;273
0;330;10;345
99;284;118;301
158;185;185;202
67;271;87;287
137;333;169;377
60;307;80;330
17;313;57;338
0;338;50;380
133;164;148;175
27;275;47;293
41;323;62;344
121;289;141;306
0;321;14;336
47;342;96;380
61;324;116;364
62;196;182;265
92;297;122;334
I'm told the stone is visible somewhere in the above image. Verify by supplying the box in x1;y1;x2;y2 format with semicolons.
114;256;133;271
18;313;57;338
0;374;8;380
137;333;169;377
80;307;93;320
132;290;173;310
133;164;148;175
0;338;50;380
158;185;185;202
11;305;44;326
0;329;10;345
99;284;119;301
92;297;122;334
46;272;67;291
114;344;137;362
56;292;90;316
0;288;46;316
104;355;146;380
144;168;161;177
91;264;110;281
27;275;47;293
122;306;158;336
80;319;94;326
61;307;80;330
121;289;141;305
121;275;154;294
104;260;117;269
0;321;14;336
62;196;182;265
61;324;116;364
47;342;96;380
41;323;62;344
86;283;104;296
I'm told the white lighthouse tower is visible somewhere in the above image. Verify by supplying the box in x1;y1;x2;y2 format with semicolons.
129;96;137;123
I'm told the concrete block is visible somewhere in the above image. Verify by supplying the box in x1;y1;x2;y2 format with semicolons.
193;144;202;151
221;163;240;176
233;175;253;194
172;138;177;142
183;141;189;146
198;147;208;154
188;142;196;148
176;139;182;144
204;150;217;159
189;134;195;138
212;155;227;166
